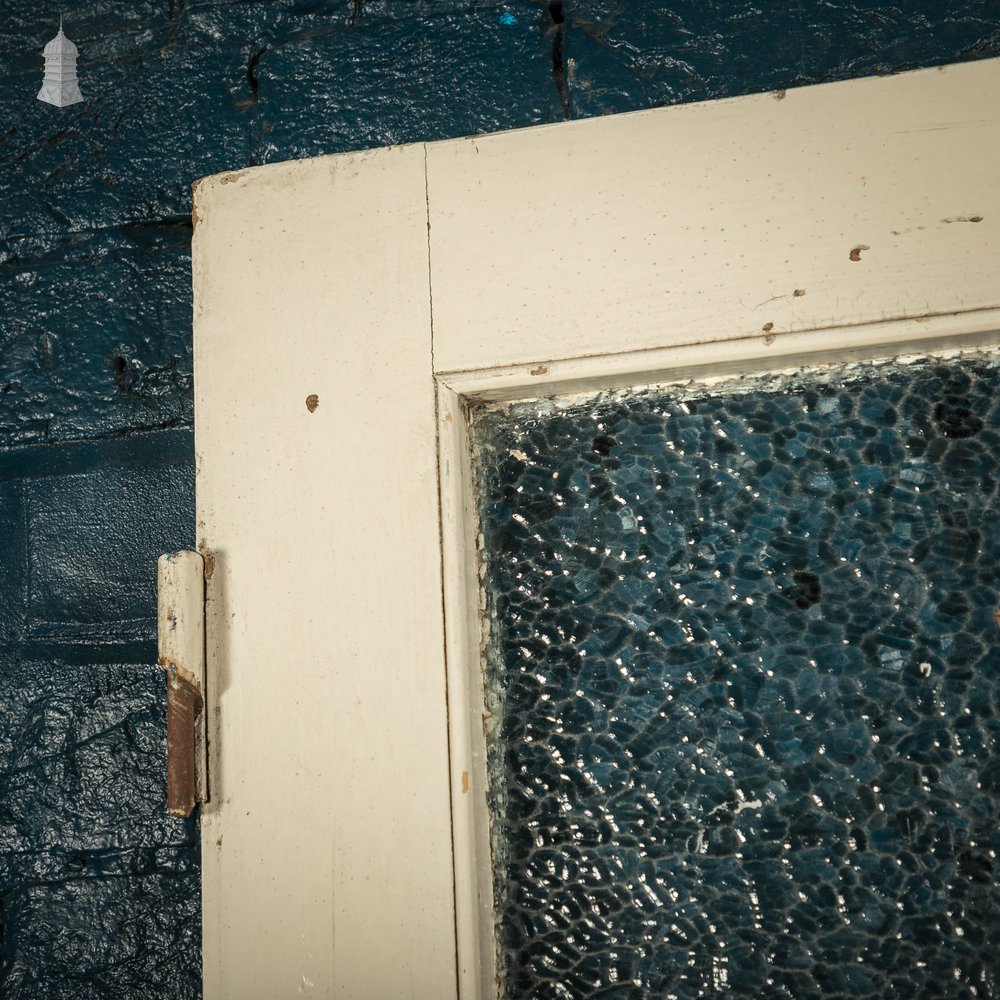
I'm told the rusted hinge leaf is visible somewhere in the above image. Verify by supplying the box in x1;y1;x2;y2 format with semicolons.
157;551;207;818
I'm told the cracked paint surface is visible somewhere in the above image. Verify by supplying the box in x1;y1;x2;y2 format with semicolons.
0;1;999;995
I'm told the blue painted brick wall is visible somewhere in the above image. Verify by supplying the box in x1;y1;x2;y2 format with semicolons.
1;2;998;995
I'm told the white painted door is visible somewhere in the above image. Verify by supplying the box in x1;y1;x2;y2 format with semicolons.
192;58;1000;999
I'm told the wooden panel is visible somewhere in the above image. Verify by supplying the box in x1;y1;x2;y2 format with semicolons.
436;383;496;1000
427;59;1000;375
193;148;456;999
192;58;1000;1000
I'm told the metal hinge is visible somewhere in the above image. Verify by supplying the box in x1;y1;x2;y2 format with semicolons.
157;550;208;818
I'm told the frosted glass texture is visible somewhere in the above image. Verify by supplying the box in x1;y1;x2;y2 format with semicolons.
474;355;1000;1000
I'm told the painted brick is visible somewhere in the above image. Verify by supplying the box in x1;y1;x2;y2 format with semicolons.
0;2;559;238
0;225;193;444
26;463;194;649
0;659;199;995
0;428;193;483
251;3;561;162
2;1;999;995
563;1;1000;117
0;4;167;74
185;1;526;27
0;851;199;998
0;661;193;852
0;20;250;237
0;482;26;643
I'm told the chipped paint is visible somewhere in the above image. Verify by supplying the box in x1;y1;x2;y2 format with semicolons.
3;0;997;989
157;551;207;817
191;177;205;232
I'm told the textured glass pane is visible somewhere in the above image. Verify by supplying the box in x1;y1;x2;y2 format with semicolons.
474;355;1000;1000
